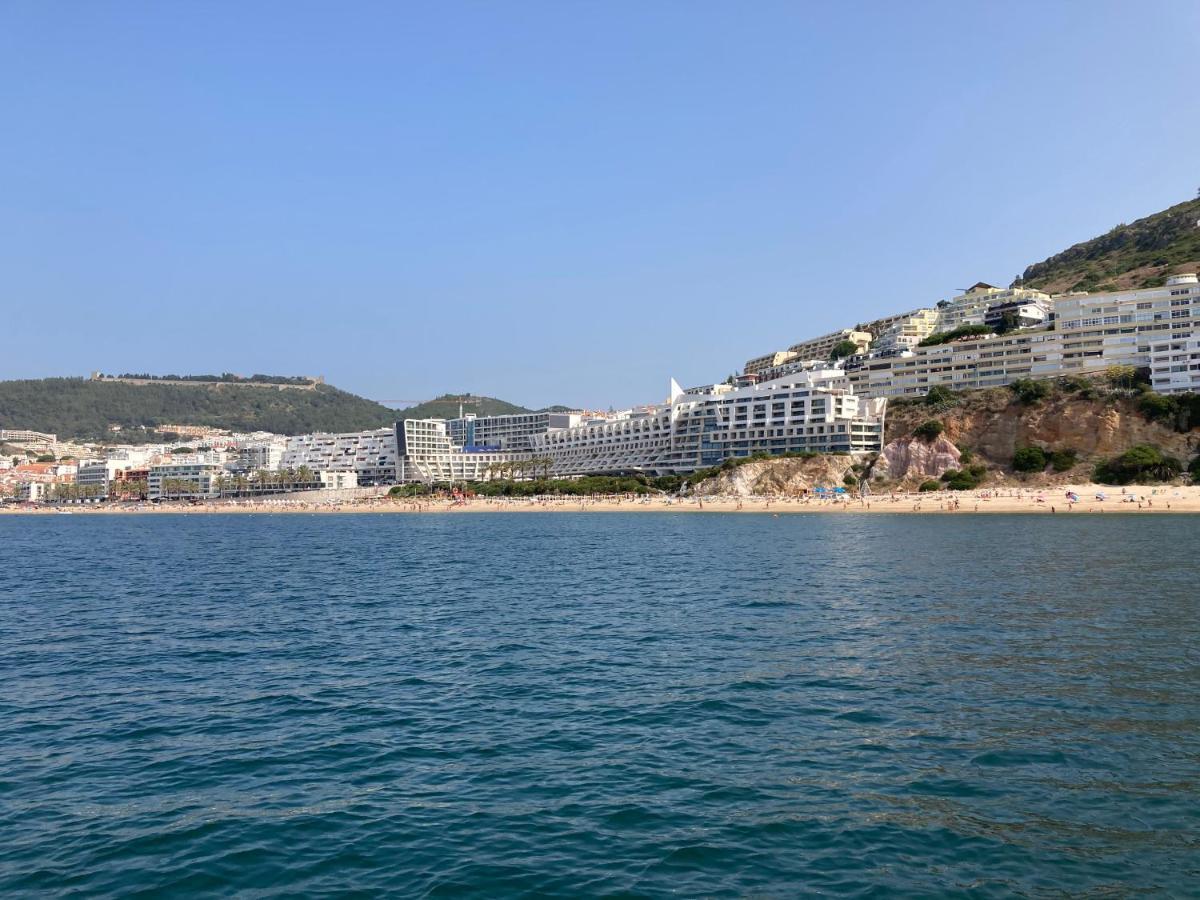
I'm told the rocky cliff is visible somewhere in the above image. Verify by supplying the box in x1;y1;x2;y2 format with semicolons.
690;455;855;497
880;387;1200;486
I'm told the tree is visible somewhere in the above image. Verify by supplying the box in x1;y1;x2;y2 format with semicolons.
829;340;859;360
1106;365;1137;391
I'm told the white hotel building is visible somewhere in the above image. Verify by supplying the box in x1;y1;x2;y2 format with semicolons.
396;419;530;482
280;428;399;485
446;411;582;451
530;370;886;477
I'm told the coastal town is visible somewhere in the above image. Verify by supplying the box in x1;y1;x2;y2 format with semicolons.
3;273;1199;509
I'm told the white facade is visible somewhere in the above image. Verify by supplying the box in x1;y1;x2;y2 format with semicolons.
1148;335;1200;394
236;439;288;472
15;482;48;502
319;470;359;490
0;429;57;444
531;370;886;477
447;411;582;451
281;428;398;484
872;308;941;354
148;463;223;499
397;419;528;483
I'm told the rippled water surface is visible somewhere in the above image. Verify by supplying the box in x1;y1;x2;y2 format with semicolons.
2;513;1198;896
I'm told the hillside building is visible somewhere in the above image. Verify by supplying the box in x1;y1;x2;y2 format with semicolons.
530;370;885;477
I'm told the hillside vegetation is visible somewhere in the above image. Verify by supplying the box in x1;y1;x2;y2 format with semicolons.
1017;196;1200;294
0;378;399;441
397;393;571;420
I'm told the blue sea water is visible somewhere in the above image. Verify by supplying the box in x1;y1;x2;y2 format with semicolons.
1;512;1198;897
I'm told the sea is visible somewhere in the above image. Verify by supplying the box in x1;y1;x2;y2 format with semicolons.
1;513;1197;896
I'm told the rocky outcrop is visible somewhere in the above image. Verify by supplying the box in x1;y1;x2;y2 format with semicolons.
877;435;960;482
883;388;1200;485
690;456;854;497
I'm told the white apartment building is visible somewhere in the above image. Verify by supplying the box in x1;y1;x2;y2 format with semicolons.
75;460;124;495
841;274;1200;398
281;428;398;485
847;328;1061;398
531;371;886;477
743;350;799;377
1051;274;1199;383
235;438;288;472
446;411;583;451
745;330;871;376
0;429;57;444
148;462;223;499
871;308;941;355
397;419;529;483
933;284;1050;331
786;329;872;361
15;482;49;502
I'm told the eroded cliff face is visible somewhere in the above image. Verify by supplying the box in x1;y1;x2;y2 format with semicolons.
881;389;1200;484
876;434;960;482
690;456;854;497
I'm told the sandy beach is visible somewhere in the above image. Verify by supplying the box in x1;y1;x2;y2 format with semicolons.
3;484;1199;515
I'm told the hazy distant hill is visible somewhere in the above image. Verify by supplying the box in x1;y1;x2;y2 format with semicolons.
1017;196;1200;294
0;377;398;441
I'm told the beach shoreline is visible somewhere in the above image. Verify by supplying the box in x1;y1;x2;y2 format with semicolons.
3;485;1198;516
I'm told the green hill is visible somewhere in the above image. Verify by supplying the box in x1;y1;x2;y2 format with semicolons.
0;377;399;441
1017;196;1200;294
396;394;574;420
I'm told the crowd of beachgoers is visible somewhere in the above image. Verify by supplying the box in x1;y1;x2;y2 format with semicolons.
4;484;1198;515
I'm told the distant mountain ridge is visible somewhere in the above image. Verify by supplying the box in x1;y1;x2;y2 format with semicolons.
1017;196;1200;294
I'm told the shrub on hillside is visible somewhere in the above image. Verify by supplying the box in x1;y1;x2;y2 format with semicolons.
1139;391;1200;432
918;480;942;492
1049;448;1077;472
939;463;986;490
955;443;974;464
1189;455;1200;479
843;473;857;486
1009;378;1051;404
914;420;944;442
1012;446;1047;472
1093;445;1182;485
924;385;956;406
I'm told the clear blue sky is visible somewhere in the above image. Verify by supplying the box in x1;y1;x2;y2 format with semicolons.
3;1;1198;409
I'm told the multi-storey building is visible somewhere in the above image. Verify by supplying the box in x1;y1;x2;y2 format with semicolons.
396;419;529;482
847;328;1062;398
871;308;941;355
745;330;872;376
0;429;57;444
235;439;288;472
280;428;398;485
148;462;223;499
1149;335;1200;394
531;370;885;477
446;412;582;451
841;273;1200;397
743;350;799;377
786;329;872;362
1051;274;1199;383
